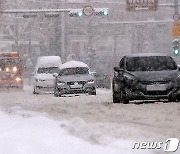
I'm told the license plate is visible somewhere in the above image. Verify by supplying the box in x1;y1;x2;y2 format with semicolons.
70;82;82;89
146;84;166;91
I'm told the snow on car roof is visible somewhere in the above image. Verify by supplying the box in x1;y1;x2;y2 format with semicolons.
127;53;170;57
60;60;89;69
36;56;62;68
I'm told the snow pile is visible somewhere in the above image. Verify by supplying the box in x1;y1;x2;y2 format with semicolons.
60;60;89;69
0;108;159;154
96;88;112;95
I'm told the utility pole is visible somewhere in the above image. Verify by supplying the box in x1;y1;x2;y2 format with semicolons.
61;0;65;61
174;0;179;63
174;0;179;14
113;34;117;66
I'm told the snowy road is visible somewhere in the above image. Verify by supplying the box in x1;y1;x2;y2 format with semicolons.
0;86;180;153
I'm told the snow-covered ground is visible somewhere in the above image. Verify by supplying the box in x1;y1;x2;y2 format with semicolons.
0;85;179;154
0;109;155;154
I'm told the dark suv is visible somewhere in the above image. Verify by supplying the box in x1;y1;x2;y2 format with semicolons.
112;53;180;103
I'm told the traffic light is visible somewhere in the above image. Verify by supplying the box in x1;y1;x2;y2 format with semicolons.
69;9;83;17
94;8;109;16
173;39;180;56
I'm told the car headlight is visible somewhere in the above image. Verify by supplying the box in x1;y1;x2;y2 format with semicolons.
13;66;18;72
123;74;138;86
35;79;39;82
57;81;66;86
175;75;180;84
6;67;9;72
177;74;180;78
87;79;95;84
16;77;21;82
35;79;43;82
124;74;135;81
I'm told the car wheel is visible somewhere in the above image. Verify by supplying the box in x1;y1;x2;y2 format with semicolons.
168;97;178;102
33;88;39;94
120;89;129;104
112;82;120;103
54;86;60;97
176;96;180;102
18;82;23;89
113;91;121;103
89;90;96;95
54;92;60;97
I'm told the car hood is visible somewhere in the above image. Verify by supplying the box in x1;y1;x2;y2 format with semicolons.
128;70;179;82
35;74;55;80
57;74;93;82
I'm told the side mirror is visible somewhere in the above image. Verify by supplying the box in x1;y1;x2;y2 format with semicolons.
53;73;58;77
114;67;123;72
178;65;180;71
90;71;97;76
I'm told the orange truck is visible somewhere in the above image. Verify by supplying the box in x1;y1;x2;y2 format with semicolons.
0;52;23;88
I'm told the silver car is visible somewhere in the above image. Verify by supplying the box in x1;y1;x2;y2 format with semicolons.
54;61;96;97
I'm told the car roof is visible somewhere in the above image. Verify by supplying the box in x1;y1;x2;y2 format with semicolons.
36;56;62;69
126;53;170;58
60;60;89;69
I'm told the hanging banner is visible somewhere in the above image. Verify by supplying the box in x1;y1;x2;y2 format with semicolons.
126;0;158;11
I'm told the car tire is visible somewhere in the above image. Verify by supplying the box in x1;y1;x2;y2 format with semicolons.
89;90;96;95
176;96;180;102
112;82;120;103
120;89;129;104
54;92;59;97
168;96;178;102
54;86;60;97
113;91;121;103
33;87;39;94
18;82;23;89
112;82;129;104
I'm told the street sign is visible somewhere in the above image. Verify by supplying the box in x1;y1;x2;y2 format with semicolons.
172;22;180;36
173;14;180;21
44;12;59;17
83;5;94;16
126;0;158;11
23;13;37;18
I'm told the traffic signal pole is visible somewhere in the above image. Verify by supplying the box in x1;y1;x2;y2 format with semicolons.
0;9;71;14
174;0;179;61
61;1;65;62
0;7;109;63
174;0;179;14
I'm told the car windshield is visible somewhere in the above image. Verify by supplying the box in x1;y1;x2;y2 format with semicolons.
59;67;89;76
0;58;21;65
37;67;60;74
126;56;177;71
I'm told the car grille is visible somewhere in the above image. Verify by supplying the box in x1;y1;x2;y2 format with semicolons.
141;80;170;85
139;81;172;96
67;81;86;85
143;91;168;95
